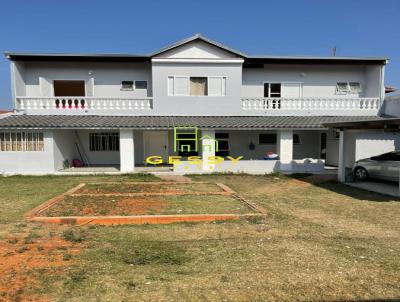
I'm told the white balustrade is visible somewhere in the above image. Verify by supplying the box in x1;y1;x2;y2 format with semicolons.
241;97;380;111
16;97;153;112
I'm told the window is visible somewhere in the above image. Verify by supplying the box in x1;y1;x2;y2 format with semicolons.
349;82;362;93
336;82;362;94
190;77;208;96
216;133;230;156
53;80;85;96
264;83;281;98
371;152;400;161
89;133;119;151
293;134;301;144
336;82;349;93
121;81;134;90
135;81;148;90
0;132;44;152
168;76;226;96
259;133;277;144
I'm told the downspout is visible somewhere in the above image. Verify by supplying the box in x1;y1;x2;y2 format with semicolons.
9;61;17;112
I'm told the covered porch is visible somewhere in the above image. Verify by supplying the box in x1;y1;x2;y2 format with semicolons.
55;128;328;174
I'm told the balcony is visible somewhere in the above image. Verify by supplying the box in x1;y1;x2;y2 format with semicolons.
16;97;153;113
241;97;380;115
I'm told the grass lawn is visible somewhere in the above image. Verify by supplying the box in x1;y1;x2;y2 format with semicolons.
0;173;399;301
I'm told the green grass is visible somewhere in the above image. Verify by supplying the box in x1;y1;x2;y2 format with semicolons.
0;173;399;301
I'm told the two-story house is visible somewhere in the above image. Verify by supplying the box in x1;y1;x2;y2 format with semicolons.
0;34;389;174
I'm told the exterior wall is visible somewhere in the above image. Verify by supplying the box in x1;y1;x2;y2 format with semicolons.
242;64;379;98
354;131;400;163
76;130;120;165
382;94;400;117
53;130;77;170
151;62;243;115
22;61;152;98
0;130;55;174
326;129;339;166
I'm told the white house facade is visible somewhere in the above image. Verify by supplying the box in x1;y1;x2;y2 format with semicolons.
0;34;394;175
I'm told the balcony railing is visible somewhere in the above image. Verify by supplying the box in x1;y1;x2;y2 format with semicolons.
16;97;153;111
241;97;380;111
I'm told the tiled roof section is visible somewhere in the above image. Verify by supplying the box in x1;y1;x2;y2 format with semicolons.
0;115;385;129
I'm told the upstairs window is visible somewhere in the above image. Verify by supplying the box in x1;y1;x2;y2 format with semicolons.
168;76;226;96
349;82;362;93
336;82;362;94
264;83;281;98
121;81;134;91
190;77;208;96
135;81;148;90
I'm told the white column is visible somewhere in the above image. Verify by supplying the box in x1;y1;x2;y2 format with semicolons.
119;129;135;173
277;130;293;171
338;129;346;182
201;130;216;171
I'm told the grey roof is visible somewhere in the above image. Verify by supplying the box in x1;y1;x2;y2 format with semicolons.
149;33;247;58
0;115;386;130
323;117;400;129
4;34;388;64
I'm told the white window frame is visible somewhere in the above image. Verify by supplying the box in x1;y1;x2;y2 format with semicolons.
336;82;362;95
121;81;134;91
134;80;148;90
167;76;226;97
263;82;303;98
0;131;44;152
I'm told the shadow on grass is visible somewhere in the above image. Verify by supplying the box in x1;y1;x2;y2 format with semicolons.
288;174;398;202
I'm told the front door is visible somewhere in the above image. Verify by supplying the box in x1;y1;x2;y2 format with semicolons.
143;131;168;164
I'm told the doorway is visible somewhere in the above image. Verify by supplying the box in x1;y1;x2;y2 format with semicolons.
53;80;86;96
143;131;169;163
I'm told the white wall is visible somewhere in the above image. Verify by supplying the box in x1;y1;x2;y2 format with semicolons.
242;64;380;98
22;61;152;98
355;131;400;162
0;130;55;174
76;130;120;165
151;62;243;115
53;130;77;170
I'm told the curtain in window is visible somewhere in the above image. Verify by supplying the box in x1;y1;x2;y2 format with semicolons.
190;77;207;96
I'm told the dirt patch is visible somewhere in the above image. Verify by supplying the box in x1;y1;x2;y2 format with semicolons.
117;198;167;215
155;174;192;182
75;183;222;195
0;233;81;302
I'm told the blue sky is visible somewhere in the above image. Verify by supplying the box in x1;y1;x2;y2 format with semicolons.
0;0;399;109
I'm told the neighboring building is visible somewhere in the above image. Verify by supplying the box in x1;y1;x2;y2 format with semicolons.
0;34;391;174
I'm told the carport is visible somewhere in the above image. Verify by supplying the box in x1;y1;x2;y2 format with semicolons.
323;118;400;197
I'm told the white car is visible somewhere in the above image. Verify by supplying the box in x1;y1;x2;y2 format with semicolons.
353;151;400;182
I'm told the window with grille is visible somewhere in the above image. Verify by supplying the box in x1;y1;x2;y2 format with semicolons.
89;133;119;151
216;133;230;156
0;132;44;151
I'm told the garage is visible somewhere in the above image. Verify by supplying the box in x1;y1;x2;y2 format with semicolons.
323;118;400;198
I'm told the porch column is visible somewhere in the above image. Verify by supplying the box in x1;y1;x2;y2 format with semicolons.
277;130;293;171
120;129;135;173
201;130;216;171
338;129;346;182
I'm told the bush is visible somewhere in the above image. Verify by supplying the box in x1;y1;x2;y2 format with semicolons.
62;229;86;243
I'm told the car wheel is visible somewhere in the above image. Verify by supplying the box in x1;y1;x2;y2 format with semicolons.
354;167;368;181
